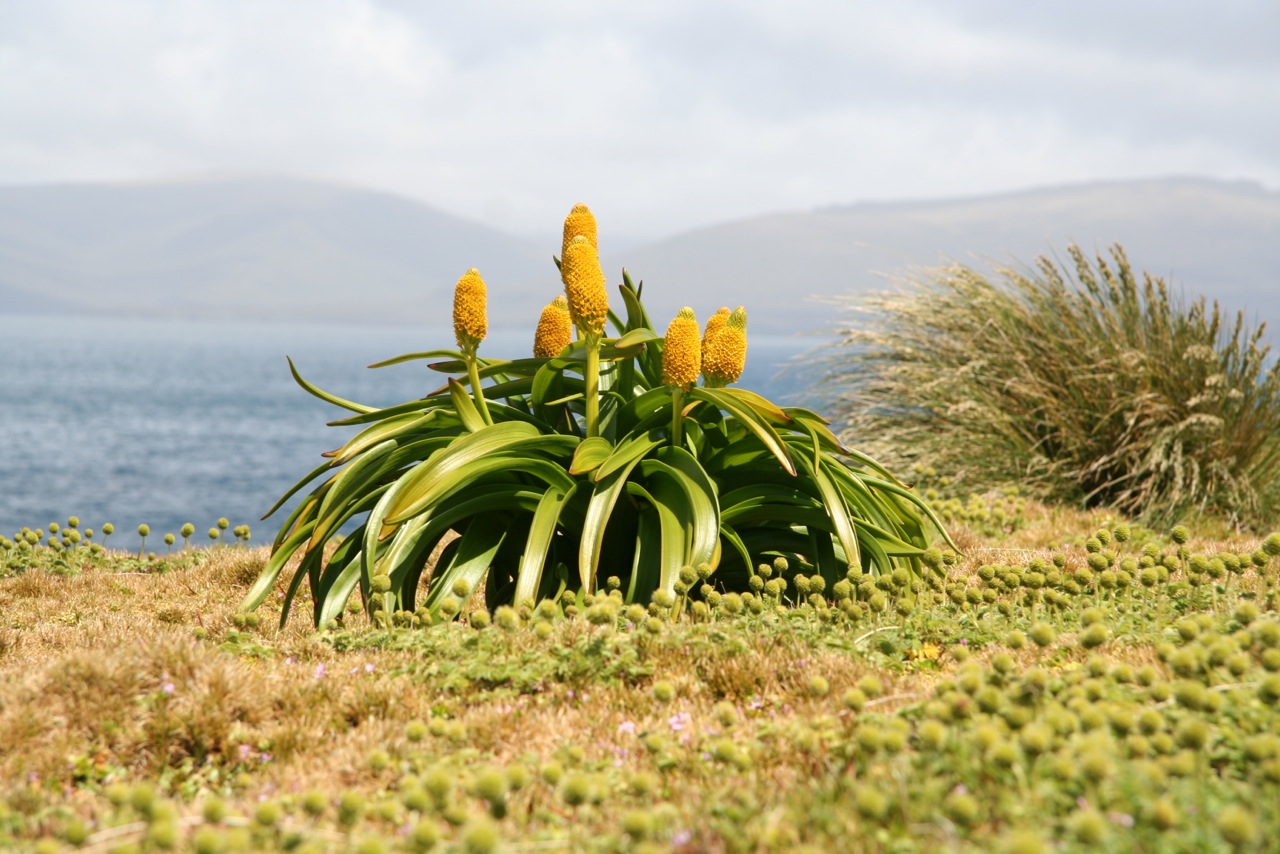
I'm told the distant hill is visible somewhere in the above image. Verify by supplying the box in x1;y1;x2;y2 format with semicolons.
1;176;1277;336
613;177;1280;335
0;177;549;325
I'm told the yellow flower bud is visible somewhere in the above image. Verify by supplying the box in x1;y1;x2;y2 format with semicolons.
562;203;598;255
703;306;747;385
702;306;730;364
662;307;701;389
533;295;573;358
561;235;609;335
452;268;487;349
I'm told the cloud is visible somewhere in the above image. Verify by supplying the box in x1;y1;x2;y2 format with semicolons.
1;0;1276;239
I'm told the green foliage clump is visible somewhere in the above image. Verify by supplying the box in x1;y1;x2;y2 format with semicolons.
243;205;951;627
822;244;1280;527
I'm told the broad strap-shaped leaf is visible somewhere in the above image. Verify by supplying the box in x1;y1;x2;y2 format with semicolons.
570;436;614;475
288;357;375;414
579;434;658;592
625;480;687;597
261;462;332;526
594;427;665;481
367;348;467;369
793;444;860;570
448;377;487;433
383;423;577;526
513;483;577;606
645;446;721;572
689;387;796;475
325;411;445;464
239;520;317;613
421;514;510;615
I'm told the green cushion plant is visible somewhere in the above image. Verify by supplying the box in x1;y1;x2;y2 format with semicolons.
241;204;952;627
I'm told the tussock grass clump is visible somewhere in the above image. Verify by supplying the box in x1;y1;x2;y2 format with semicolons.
823;244;1280;528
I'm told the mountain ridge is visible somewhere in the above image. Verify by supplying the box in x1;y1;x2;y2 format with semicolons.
1;175;1276;336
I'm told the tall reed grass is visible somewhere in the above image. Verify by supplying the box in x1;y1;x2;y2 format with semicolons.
821;244;1280;528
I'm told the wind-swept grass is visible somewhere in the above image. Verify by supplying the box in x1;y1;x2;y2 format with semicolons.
819;244;1280;528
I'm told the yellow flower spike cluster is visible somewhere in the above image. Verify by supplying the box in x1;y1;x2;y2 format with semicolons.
533;295;573;358
702;305;748;386
662;307;701;389
562;203;598;254
452;268;488;350
702;306;730;364
561;234;609;335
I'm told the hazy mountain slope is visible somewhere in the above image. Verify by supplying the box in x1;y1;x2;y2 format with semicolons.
613;178;1280;334
0;178;549;324
1;176;1276;337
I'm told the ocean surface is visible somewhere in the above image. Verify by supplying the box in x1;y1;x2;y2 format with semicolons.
1;315;828;550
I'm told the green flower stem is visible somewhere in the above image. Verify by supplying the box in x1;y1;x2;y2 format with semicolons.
584;333;602;438
670;386;685;448
464;347;493;426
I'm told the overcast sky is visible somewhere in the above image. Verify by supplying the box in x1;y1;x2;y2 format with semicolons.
2;1;1277;240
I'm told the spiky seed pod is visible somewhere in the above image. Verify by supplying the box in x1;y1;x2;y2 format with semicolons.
703;306;748;384
562;203;598;254
452;268;488;349
561;236;609;333
533;295;573;358
662;307;701;388
701;306;730;362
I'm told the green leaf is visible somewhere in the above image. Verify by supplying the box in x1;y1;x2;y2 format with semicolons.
513;483;576;606
449;377;487;433
689;388;796;475
422;514;510;615
287;356;375;414
383;423;576;526
625;480;687;596
570;436;614;475
239;520;317;613
368;348;467;368
326;411;443;465
595;427;666;481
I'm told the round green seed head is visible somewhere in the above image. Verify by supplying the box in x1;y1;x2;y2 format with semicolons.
1216;805;1259;848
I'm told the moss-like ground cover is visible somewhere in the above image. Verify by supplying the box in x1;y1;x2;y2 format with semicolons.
3;499;1280;853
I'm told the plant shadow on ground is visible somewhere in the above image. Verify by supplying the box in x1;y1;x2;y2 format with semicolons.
2;502;1280;853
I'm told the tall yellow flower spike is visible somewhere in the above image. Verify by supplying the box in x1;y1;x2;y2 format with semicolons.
452;268;488;350
703;306;747;386
533;295;573;358
561;235;609;335
662;307;701;389
562;203;598;255
701;306;730;364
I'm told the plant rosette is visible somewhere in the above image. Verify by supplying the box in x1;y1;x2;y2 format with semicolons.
241;205;954;627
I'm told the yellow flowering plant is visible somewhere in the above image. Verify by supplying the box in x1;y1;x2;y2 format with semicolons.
241;204;953;628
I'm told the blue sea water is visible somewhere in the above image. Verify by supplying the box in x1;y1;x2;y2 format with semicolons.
0;315;825;550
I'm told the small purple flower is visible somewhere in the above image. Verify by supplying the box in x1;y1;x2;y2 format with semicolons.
616;721;637;736
668;712;691;733
672;829;692;846
314;663;327;679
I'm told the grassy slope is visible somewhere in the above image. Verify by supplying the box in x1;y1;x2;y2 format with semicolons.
2;498;1279;853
